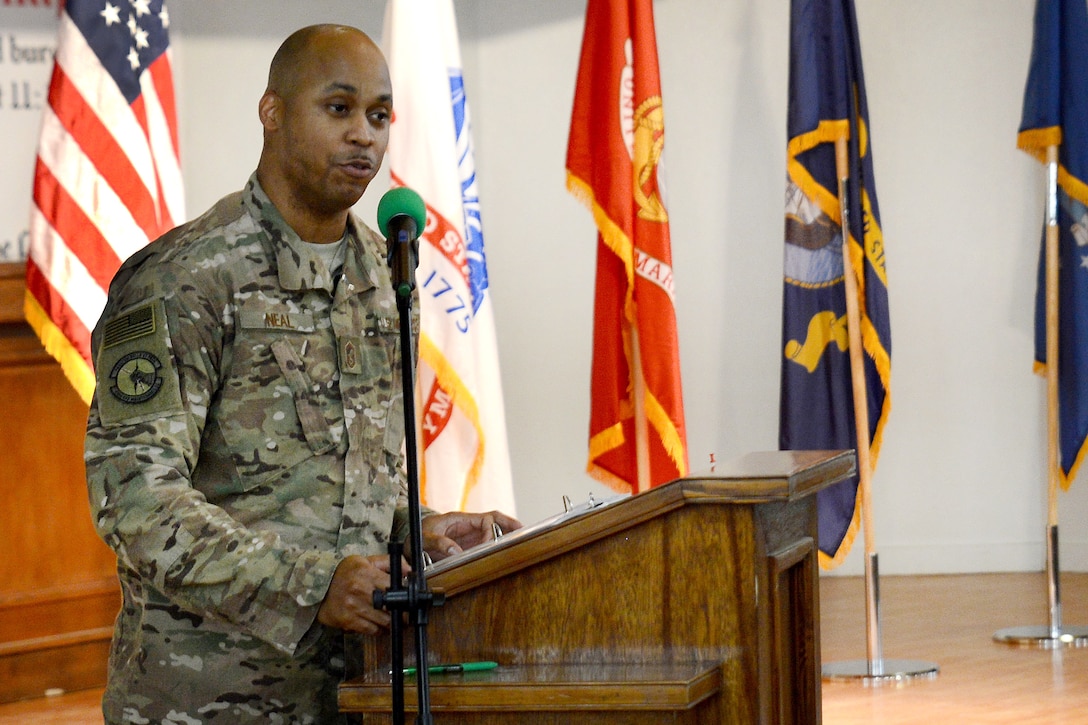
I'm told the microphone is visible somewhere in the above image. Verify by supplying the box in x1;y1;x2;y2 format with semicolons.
377;187;427;297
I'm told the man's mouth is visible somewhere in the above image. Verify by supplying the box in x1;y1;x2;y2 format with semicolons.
339;158;374;178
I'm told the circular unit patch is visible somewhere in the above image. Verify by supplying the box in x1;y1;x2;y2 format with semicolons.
109;350;165;404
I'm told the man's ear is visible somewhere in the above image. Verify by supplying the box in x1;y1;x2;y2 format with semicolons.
259;91;282;131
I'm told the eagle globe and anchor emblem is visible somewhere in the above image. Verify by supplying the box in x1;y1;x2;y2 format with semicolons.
619;38;668;224
109;350;165;404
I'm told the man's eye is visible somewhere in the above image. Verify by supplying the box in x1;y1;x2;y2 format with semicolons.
329;103;349;114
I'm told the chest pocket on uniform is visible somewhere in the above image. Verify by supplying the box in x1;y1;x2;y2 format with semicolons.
338;323;405;477
269;338;335;454
217;309;339;492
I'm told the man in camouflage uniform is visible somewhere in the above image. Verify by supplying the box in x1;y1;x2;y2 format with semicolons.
84;24;519;724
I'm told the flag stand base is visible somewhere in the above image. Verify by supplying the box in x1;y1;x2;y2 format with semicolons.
993;625;1088;648
822;553;940;685
822;659;939;684
993;527;1088;649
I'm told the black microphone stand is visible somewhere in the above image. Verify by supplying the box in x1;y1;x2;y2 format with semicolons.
372;225;444;725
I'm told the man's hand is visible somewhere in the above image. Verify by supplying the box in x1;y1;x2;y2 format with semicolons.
317;554;410;634
419;510;523;562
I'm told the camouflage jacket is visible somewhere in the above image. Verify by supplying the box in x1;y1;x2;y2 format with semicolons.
85;176;421;724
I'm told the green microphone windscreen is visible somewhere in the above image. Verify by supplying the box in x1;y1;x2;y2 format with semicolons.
377;186;427;240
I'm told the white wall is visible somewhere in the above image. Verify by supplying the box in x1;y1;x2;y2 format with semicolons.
457;0;1088;576
6;0;1085;575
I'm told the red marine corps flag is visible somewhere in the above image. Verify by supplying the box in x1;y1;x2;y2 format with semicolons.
24;0;183;404
566;0;688;493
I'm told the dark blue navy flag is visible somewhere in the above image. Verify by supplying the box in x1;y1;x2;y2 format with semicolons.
1020;0;1088;489
779;0;891;566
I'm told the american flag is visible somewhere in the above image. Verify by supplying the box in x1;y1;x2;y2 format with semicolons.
24;0;183;404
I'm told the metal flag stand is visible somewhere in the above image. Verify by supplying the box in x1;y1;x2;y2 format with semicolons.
820;138;939;685
994;146;1088;649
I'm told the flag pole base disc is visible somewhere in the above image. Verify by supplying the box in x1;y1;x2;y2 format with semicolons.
993;625;1088;648
822;659;939;685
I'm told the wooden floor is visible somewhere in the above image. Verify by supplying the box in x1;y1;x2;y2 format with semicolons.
1;572;1086;723
820;571;1088;724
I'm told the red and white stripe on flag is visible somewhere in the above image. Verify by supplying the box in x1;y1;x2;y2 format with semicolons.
566;0;688;494
24;0;184;404
383;0;515;515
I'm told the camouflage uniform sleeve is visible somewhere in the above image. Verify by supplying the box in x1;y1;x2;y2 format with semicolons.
85;260;340;656
391;496;439;544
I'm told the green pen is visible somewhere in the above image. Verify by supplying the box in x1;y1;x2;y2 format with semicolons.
402;661;498;676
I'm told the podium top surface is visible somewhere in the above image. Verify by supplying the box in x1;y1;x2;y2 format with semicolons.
424;449;853;596
679;449;856;501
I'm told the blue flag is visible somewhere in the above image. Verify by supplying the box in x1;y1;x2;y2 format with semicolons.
1020;0;1088;489
779;0;891;566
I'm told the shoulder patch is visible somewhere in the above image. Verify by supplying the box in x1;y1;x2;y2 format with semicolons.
96;300;184;425
108;350;165;404
103;303;157;348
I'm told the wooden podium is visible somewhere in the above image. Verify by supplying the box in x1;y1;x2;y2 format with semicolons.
340;449;854;724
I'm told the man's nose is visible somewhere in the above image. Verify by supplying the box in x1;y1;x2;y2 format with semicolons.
347;115;374;145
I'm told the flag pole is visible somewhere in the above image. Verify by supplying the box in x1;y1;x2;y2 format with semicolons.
822;137;938;684
836;137;881;670
994;144;1088;648
630;324;652;493
1046;144;1061;537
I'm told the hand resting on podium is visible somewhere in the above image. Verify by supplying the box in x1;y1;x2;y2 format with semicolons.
317;510;522;634
417;510;523;562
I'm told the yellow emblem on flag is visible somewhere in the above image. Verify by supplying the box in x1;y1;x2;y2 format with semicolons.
785;311;849;373
633;96;667;223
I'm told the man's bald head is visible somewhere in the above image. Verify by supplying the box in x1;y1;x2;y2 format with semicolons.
266;24;382;102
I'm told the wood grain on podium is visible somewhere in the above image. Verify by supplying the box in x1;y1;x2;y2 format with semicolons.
342;450;855;724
